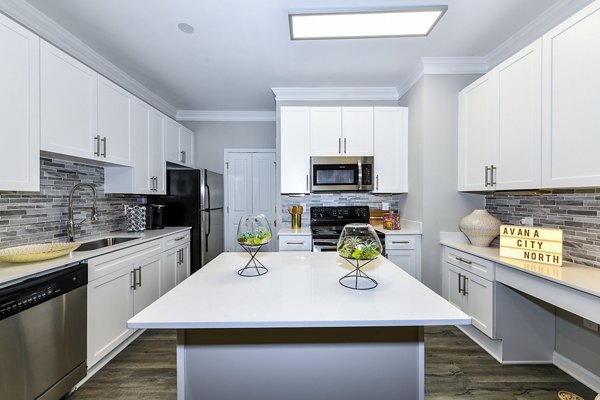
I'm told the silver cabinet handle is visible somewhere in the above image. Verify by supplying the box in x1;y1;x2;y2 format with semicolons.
130;270;136;289
101;137;107;157
344;138;347;154
306;175;309;191
462;275;469;295
455;256;472;265
338;138;342;154
491;165;497;186
458;272;462;294
94;135;101;156
357;159;363;190
180;150;184;163
285;241;305;245
376;175;379;190
485;166;490;187
136;266;142;288
174;236;186;242
392;241;410;244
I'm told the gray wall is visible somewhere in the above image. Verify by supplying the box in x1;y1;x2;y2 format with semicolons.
186;121;276;174
0;157;145;247
399;74;484;294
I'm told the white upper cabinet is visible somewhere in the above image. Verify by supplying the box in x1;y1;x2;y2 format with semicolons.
458;73;498;191
150;109;166;193
458;39;542;191
0;14;40;191
342;107;374;156
40;40;98;160
496;39;542;190
541;1;600;188
309;107;342;156
373;107;408;193
309;107;374;156
97;75;133;166
280;106;310;194
165;117;193;167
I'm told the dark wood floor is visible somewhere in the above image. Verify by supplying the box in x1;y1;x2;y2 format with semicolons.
68;327;596;400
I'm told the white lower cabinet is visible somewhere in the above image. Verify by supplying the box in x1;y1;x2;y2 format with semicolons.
384;234;421;280
87;230;190;368
442;247;495;338
278;234;312;251
161;232;191;295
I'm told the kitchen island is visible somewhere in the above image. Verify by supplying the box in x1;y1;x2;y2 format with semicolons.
128;252;470;400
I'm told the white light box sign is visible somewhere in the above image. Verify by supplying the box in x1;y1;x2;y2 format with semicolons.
499;225;563;266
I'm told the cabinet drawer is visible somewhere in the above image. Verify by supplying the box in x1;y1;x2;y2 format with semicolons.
88;240;162;282
385;235;416;250
278;235;311;251
444;247;495;281
163;231;191;250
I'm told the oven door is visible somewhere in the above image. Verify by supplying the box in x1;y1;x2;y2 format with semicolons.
312;239;339;252
310;156;373;192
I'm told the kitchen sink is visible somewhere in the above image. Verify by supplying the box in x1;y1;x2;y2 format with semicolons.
75;237;138;252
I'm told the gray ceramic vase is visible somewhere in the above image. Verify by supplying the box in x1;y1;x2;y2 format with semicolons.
459;209;501;247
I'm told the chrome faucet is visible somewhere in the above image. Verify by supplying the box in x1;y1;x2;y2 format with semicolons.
67;183;99;242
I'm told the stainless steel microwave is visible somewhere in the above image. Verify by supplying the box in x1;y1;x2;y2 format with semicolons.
310;156;374;192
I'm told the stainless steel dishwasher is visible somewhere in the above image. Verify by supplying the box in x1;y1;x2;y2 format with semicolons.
0;261;88;400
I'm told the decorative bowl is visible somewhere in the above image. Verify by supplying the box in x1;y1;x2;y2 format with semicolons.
237;214;272;247
0;242;81;263
337;223;382;260
557;391;584;400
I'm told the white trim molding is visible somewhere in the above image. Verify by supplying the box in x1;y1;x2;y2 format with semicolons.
0;0;177;118
177;110;276;122
421;57;488;75
554;351;600;393
271;87;399;102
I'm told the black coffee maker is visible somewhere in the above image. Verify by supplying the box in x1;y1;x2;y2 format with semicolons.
145;204;166;229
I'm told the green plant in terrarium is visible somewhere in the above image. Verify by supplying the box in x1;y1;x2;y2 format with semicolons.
237;214;272;246
337;224;382;260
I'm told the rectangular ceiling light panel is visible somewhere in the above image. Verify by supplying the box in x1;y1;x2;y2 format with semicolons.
289;7;447;40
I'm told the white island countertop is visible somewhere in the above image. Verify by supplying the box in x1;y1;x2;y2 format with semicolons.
128;252;470;329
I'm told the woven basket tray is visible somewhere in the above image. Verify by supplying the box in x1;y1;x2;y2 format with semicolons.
0;242;81;263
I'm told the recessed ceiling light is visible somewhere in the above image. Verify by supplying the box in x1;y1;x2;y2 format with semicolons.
289;6;447;40
178;22;195;34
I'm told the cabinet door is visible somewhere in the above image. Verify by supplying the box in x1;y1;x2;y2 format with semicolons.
132;99;152;193
542;1;600;188
165;118;181;163
226;152;253;251
443;263;465;311
252;152;277;252
310;107;342;156
40;40;97;159
464;272;494;338
373;107;408;193
496;39;542;190
133;255;161;315
176;244;191;285
150;109;166;194
87;265;134;367
386;249;416;278
0;15;39;191
280;107;310;194
458;74;498;191
161;246;178;295
342;107;373;156
180;127;193;166
97;75;133;166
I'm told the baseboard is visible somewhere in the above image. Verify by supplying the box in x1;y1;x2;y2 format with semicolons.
554;351;600;393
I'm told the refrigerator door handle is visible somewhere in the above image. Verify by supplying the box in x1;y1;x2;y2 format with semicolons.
205;183;211;210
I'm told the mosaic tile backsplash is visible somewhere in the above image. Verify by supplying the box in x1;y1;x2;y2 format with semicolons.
486;189;600;269
0;157;146;248
281;192;403;226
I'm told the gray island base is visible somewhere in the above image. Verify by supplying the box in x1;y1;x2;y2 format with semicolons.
129;252;470;400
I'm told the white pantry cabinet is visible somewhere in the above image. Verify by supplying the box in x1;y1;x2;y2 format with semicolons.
165;118;193;167
309;107;374;156
373;107;408;193
161;231;191;295
280;106;310;194
104;101;166;194
87;240;162;367
541;1;600;188
0;13;40;191
458;39;542;191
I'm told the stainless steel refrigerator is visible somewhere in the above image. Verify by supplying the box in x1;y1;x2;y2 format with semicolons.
150;169;224;273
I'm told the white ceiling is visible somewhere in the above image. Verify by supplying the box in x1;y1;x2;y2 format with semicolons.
19;0;593;114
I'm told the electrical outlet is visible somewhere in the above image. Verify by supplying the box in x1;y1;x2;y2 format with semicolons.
583;318;599;333
519;216;534;227
382;202;390;211
123;205;129;216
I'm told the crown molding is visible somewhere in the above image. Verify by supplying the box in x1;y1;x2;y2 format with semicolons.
397;63;425;99
177;110;276;122
421;57;488;75
0;0;177;118
271;87;399;102
486;0;594;69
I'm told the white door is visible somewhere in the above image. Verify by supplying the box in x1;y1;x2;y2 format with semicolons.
165;117;180;163
310;107;342;156
0;14;39;191
150;109;166;194
225;151;277;252
373;107;408;193
386;250;416;278
176;244;191;285
342;107;374;156
132;99;152;193
464;272;494;338
180;127;193;166
97;75;133;166
443;263;465;311
280;107;310;194
161;246;178;295
132;255;161;316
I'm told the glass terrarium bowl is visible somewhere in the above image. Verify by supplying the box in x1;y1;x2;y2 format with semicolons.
237;214;272;247
337;223;382;260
